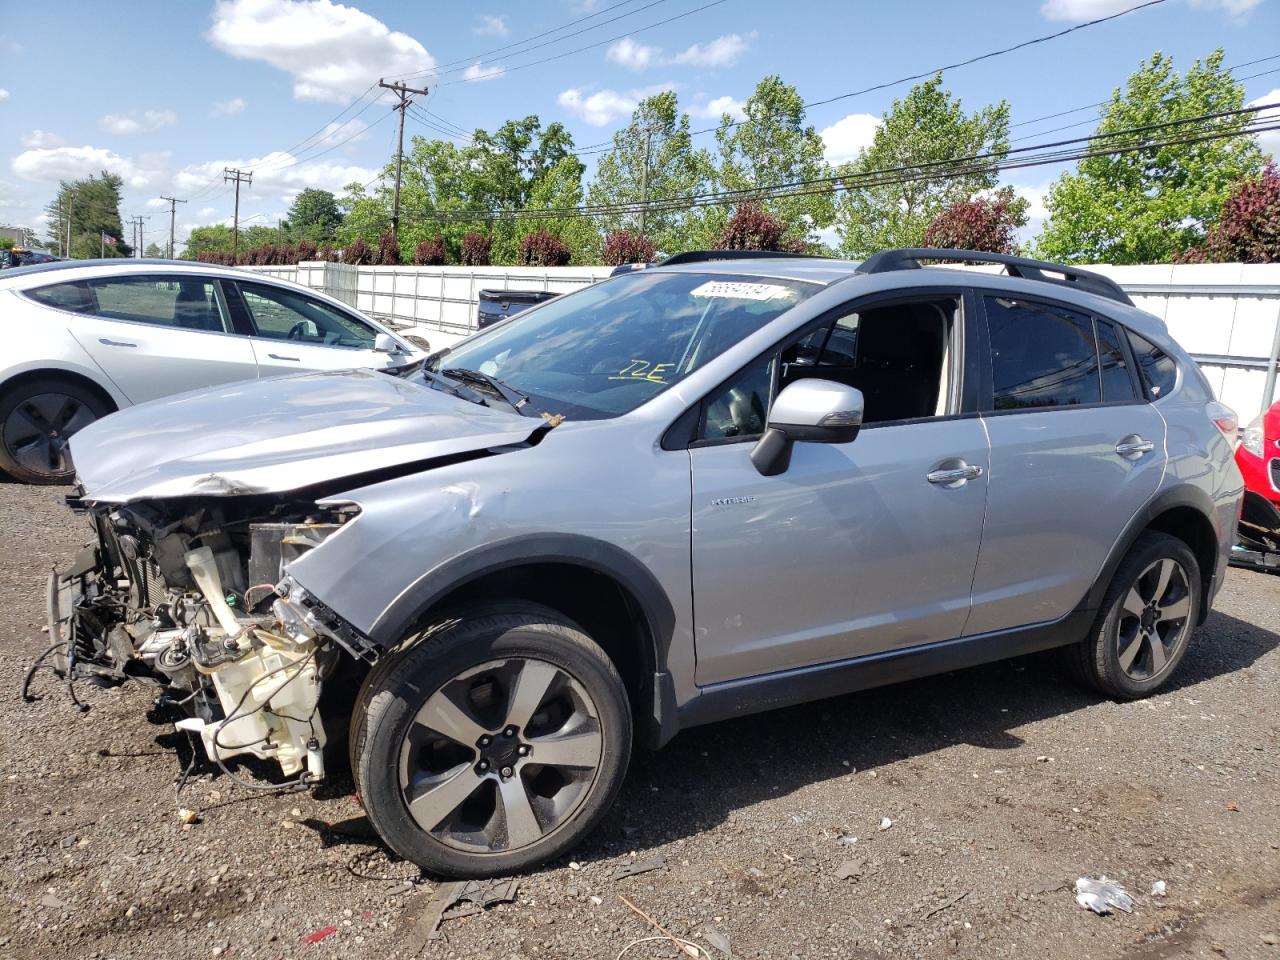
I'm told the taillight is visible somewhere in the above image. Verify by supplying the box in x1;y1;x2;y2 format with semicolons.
1206;401;1238;439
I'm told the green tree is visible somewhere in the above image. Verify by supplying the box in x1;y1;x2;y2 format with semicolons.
587;91;714;255
143;242;164;258
712;76;833;249
335;181;392;250
1036;50;1264;264
286;188;343;242
44;173;132;258
183;223;279;258
835;75;1015;258
520;156;599;264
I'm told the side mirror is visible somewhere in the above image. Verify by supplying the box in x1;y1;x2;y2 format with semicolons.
374;332;403;354
750;379;864;477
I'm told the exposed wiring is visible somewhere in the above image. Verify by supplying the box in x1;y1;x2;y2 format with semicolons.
20;642;63;703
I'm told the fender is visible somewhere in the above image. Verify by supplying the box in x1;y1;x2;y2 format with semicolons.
1085;483;1220;620
367;533;681;748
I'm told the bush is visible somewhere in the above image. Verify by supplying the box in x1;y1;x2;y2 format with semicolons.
344;237;372;265
295;239;317;262
413;235;447;266
601;229;656;266
317;245;336;262
1179;162;1280;264
922;194;1020;254
460;231;491;266
518;229;572;266
375;230;401;266
717;201;788;251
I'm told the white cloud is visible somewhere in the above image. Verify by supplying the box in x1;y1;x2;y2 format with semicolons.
145;197;169;209
174;151;376;200
1041;0;1259;18
207;0;434;103
820;113;881;164
607;38;661;71
463;62;505;82
670;32;751;68
0;88;9;102
19;129;65;148
211;97;246;117
557;83;675;126
1011;182;1052;223
10;144;167;189
474;14;508;36
98;109;177;135
688;94;746;121
1250;87;1280;158
199;206;218;217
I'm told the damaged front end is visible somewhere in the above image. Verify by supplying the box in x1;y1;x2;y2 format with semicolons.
48;491;371;785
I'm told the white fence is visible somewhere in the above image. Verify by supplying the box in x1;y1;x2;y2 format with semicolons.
243;260;1280;418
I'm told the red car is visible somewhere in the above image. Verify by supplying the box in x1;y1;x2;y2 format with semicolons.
1235;399;1280;565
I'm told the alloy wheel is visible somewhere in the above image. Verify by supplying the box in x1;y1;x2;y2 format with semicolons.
1116;557;1192;682
2;392;97;478
397;657;604;854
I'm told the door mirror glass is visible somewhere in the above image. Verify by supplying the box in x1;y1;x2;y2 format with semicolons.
750;378;864;476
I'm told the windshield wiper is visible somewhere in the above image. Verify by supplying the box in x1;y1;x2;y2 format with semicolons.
440;367;546;419
422;368;490;407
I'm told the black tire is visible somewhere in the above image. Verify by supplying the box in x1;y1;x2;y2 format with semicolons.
0;377;111;484
1067;531;1201;699
352;603;632;878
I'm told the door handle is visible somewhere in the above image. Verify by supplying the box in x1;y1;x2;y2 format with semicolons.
927;463;984;486
1115;436;1154;458
98;337;137;348
267;353;300;361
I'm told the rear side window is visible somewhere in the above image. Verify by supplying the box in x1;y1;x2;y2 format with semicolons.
86;277;230;332
1127;332;1178;400
26;281;96;314
1096;319;1137;402
985;296;1100;409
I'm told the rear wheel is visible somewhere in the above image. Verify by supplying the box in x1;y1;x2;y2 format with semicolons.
1069;532;1200;699
0;377;111;484
352;604;631;877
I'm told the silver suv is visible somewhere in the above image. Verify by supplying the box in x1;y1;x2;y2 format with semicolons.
49;249;1242;878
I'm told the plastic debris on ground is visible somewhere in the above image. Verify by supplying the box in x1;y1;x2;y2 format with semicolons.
610;855;665;880
1150;880;1167;897
1075;876;1135;915
302;924;338;944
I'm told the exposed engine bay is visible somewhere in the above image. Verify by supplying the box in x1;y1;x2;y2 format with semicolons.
44;492;371;786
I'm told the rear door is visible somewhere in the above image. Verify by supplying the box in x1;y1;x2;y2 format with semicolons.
227;280;392;376
965;292;1166;636
63;275;259;404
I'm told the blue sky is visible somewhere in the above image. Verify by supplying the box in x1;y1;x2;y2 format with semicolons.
2;0;1278;250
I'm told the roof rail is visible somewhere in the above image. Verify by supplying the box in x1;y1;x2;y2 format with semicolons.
856;248;1133;306
660;249;826;266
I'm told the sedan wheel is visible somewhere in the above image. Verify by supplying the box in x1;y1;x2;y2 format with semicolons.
0;380;110;484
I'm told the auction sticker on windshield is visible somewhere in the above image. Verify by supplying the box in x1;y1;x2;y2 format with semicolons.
689;281;798;301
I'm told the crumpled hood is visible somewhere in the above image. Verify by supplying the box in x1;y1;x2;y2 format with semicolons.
70;368;540;503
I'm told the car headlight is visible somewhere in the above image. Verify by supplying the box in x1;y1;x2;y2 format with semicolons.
1240;414;1264;458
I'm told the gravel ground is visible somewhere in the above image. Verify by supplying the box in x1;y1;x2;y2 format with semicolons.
1;480;1278;960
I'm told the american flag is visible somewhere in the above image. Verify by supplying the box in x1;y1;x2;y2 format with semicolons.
101;233;117;247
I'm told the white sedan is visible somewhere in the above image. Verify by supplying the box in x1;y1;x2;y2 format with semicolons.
2;259;425;483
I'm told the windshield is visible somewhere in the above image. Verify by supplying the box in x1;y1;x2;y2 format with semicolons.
429;271;816;419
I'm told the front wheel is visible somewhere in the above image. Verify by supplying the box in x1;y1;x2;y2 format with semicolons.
1068;531;1201;699
352;604;632;877
0;377;110;484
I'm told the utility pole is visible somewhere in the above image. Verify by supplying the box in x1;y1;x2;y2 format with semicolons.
638;123;662;237
159;196;186;258
378;78;430;242
65;193;74;259
129;215;149;258
223;167;253;261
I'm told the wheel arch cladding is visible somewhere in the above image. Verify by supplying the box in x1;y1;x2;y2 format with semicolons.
368;534;680;749
1091;485;1220;625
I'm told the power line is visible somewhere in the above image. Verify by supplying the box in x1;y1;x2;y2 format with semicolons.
570;0;1171;156
379;79;431;241
396;102;1277;224
435;0;730;88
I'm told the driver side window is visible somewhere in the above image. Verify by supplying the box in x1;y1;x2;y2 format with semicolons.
695;295;959;442
237;282;375;349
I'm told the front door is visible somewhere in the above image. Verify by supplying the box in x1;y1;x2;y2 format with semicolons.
965;293;1167;635
688;292;991;685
